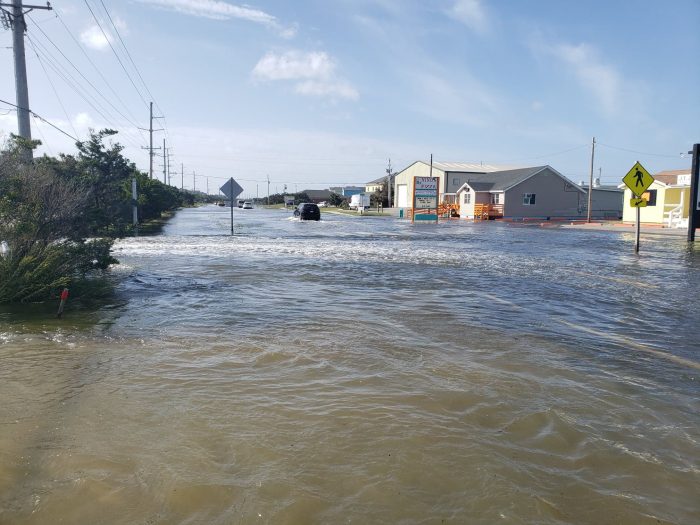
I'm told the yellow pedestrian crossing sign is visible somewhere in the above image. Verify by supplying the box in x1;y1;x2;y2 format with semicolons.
630;197;648;208
623;161;654;196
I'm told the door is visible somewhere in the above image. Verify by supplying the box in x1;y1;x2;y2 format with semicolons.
397;184;408;208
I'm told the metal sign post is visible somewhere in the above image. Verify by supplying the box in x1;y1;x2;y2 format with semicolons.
622;161;655;254
688;143;699;242
219;177;243;235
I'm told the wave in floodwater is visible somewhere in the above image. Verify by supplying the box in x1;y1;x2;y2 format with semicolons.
1;205;698;524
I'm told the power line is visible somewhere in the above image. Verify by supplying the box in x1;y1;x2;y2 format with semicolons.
26;33;143;149
28;14;145;134
91;0;174;160
98;0;158;111
25;35;80;140
597;142;681;159
82;0;150;109
31;113;53;155
52;9;146;138
503;143;589;163
0;98;79;142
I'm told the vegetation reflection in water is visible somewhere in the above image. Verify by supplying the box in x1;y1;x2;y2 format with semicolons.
0;205;698;525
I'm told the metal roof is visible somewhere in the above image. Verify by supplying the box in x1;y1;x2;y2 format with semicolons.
432;161;522;173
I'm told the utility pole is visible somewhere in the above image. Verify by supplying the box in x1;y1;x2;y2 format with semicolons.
267;174;270;205
193;171;196;192
140;101;163;178
166;148;171;186
206;177;209;196
386;157;393;207
586;136;596;223
181;162;184;190
1;0;53;159
162;139;167;184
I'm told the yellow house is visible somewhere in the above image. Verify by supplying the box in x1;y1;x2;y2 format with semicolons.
621;169;691;228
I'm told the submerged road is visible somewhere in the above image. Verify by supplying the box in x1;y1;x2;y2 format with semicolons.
1;205;698;524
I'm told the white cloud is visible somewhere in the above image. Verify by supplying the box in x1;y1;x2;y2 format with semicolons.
80;25;112;51
73;112;94;129
252;50;359;101
253;51;336;81
295;80;359;101
542;41;622;116
448;0;488;34
138;0;296;38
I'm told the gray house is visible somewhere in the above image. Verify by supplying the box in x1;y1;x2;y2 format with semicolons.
455;166;622;220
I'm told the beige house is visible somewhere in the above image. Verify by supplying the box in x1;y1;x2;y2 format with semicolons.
620;169;691;228
454;166;622;220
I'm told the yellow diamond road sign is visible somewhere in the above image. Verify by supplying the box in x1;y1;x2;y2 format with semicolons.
630;197;648;208
623;161;654;196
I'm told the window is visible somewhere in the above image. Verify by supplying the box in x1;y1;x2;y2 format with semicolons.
463;192;471;204
642;189;657;206
453;177;459;185
523;193;536;205
490;193;501;204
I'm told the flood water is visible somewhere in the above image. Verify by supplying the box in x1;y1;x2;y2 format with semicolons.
1;205;699;524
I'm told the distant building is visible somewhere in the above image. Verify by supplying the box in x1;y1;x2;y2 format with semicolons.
365;174;394;194
329;185;364;197
579;179;624;219
619;169;692;228
302;189;333;203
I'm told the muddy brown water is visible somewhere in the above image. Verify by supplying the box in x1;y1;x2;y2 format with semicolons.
1;205;698;524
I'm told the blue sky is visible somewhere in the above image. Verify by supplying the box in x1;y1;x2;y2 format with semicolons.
1;0;698;195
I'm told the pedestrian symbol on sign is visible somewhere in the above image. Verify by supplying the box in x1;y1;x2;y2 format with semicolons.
623;162;654;196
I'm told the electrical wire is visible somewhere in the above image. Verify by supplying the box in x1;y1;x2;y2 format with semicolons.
82;0;150;110
502;143;590;163
0;98;79;142
597;142;681;159
31;113;54;155
28;14;146;136
96;1;177;160
52;9;146;141
26;36;81;140
27;34;143;149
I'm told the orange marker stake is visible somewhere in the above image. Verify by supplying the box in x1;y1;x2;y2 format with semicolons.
57;288;69;318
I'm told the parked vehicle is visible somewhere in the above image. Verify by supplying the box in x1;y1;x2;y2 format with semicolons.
293;203;321;221
317;201;328;208
242;201;253;209
349;193;370;209
237;199;245;208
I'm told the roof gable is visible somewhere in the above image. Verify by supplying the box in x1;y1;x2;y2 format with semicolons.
455;166;586;194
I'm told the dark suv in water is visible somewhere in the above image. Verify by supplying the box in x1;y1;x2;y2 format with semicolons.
294;203;321;221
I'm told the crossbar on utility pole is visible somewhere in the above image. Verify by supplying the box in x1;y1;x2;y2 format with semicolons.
1;0;53;160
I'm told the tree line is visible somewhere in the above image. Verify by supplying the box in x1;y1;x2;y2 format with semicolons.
0;130;196;304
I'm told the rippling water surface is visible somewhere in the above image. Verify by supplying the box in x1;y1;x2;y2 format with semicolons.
1;205;699;524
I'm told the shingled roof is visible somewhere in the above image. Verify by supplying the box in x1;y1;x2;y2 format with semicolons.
455;166;585;193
